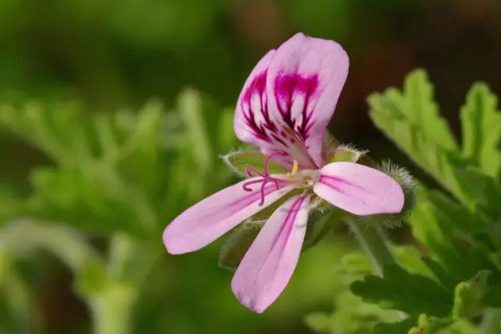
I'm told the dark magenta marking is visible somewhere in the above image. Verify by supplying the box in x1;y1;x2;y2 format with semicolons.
272;195;307;254
241;70;320;152
319;174;369;194
274;73;319;141
241;70;277;142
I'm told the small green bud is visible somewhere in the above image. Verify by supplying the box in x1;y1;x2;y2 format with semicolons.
452;270;491;319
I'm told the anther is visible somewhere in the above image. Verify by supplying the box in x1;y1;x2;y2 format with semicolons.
287;160;299;178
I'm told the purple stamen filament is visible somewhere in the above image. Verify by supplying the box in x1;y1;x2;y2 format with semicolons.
242;154;288;206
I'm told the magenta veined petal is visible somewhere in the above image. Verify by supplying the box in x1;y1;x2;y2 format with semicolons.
313;162;404;216
267;33;349;168
163;178;293;254
234;50;284;162
235;33;349;169
231;194;310;313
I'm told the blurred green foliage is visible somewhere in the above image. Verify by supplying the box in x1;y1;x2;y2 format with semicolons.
1;0;501;333
0;89;239;333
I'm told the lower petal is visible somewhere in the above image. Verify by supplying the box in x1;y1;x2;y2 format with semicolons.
231;194;310;313
163;178;292;254
313;162;404;216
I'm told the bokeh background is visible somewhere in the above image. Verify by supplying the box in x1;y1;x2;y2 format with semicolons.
0;0;500;333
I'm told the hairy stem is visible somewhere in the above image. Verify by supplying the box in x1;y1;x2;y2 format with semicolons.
90;284;135;334
345;217;395;275
480;309;501;334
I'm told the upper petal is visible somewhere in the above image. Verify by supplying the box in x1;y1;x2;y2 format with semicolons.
234;50;283;162
313;162;404;216
163;178;292;254
231;194;309;313
235;33;349;169
267;33;349;168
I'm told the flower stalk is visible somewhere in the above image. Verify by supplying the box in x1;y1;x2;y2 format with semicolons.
345;217;395;275
90;283;135;334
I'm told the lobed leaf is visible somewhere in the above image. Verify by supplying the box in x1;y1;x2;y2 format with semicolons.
369;70;501;218
410;187;496;282
460;83;501;179
350;264;452;317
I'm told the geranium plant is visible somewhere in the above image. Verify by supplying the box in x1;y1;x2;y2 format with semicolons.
163;33;408;313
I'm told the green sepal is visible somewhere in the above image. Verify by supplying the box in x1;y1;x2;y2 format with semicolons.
221;149;288;176
328;145;367;163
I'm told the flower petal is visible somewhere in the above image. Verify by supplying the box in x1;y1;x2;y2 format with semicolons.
235;33;349;168
163;178;293;254
267;33;349;167
234;50;284;163
231;194;310;313
313;162;404;216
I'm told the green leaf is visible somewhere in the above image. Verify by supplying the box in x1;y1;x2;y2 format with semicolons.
410;187;495;281
167;89;236;206
369;69;457;153
27;167;149;235
351;264;452;317
0;91;236;235
460;83;501;179
368;70;501;211
0;101;101;166
177;88;214;172
305;292;401;334
421;257;457;289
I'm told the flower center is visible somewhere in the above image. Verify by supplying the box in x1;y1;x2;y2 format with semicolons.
241;156;317;206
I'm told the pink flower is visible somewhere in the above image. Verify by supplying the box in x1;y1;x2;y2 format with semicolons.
163;33;404;313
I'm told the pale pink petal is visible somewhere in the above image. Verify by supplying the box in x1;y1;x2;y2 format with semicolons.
231;194;310;313
313;162;404;216
163;178;293;254
267;33;349;168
